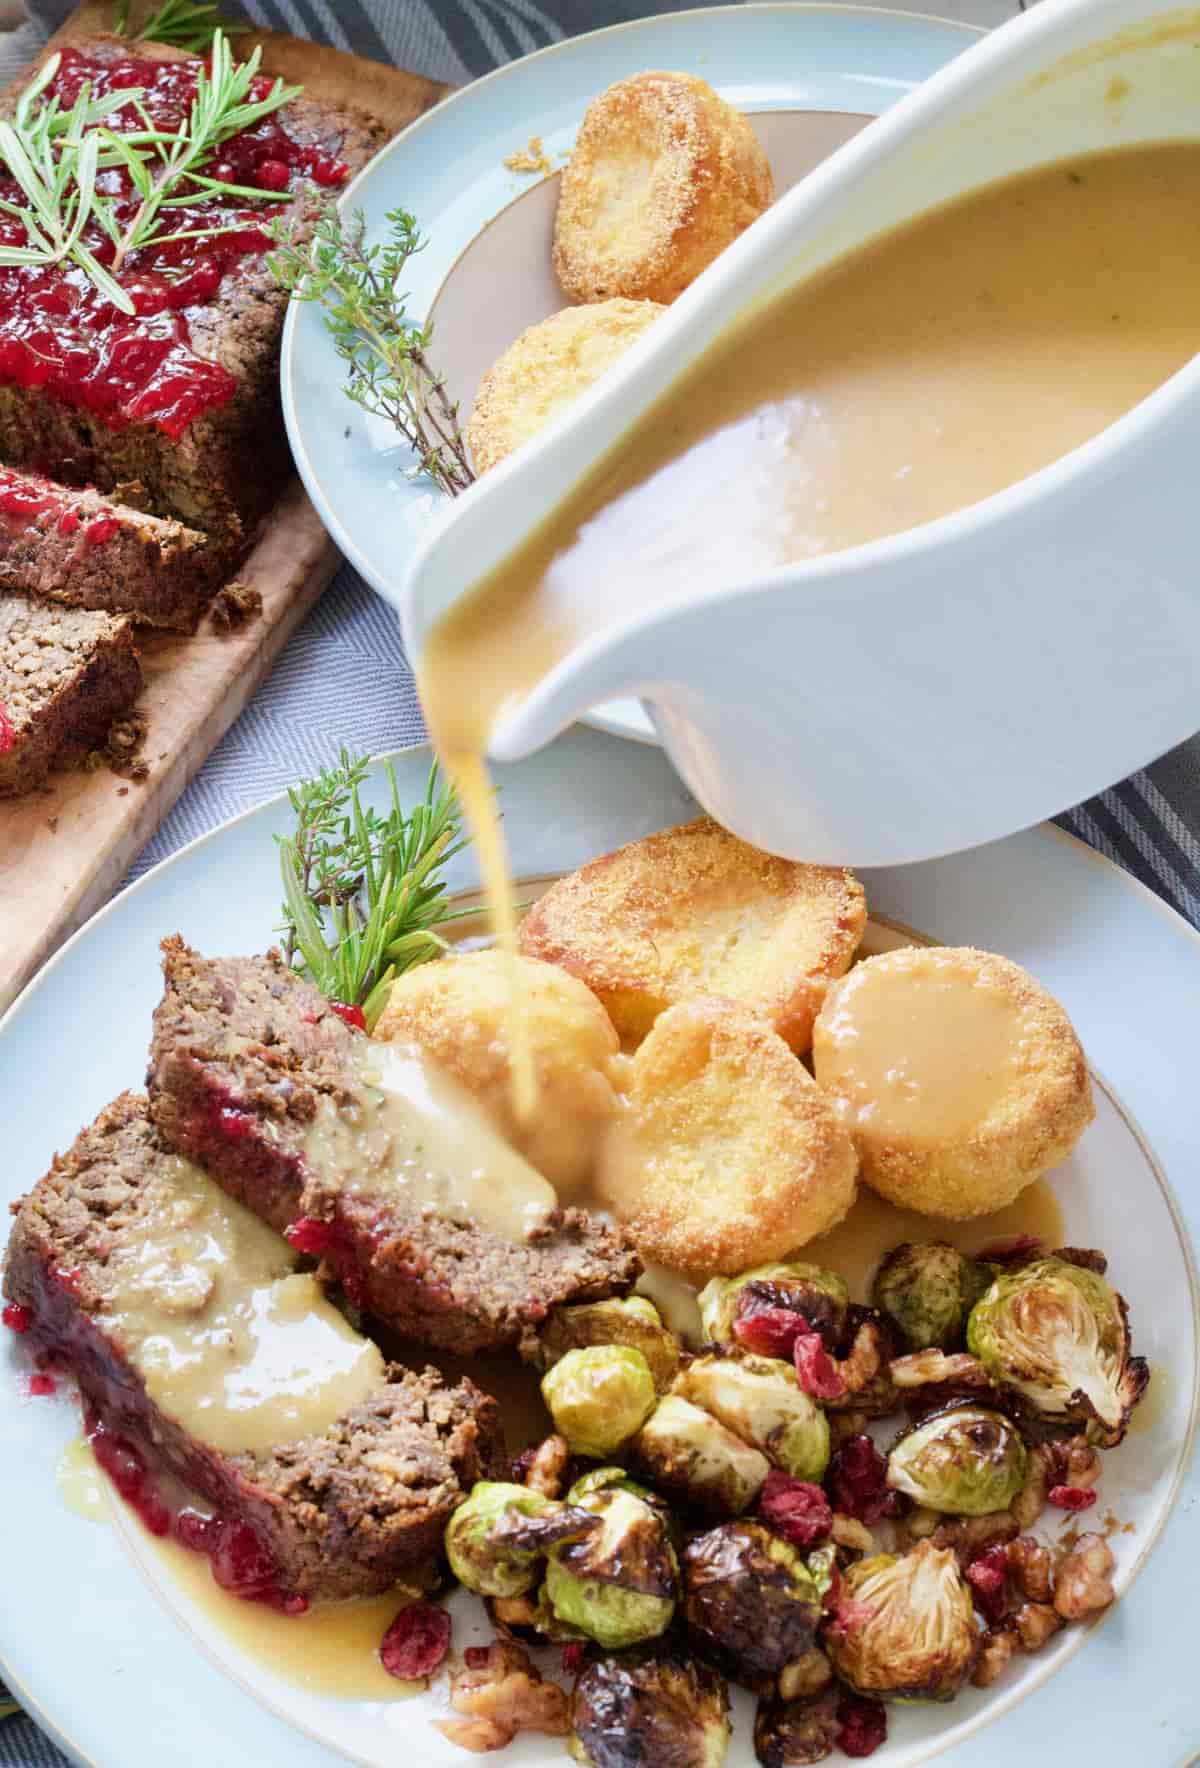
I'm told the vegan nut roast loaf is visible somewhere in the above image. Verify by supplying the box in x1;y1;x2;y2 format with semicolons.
0;34;389;794
0;593;141;795
147;937;643;1354
2;1094;505;1600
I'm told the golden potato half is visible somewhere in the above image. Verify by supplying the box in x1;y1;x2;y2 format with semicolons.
553;70;774;305
597;998;858;1281
468;298;663;474
374;949;622;1197
812;946;1095;1219
519;816;866;1051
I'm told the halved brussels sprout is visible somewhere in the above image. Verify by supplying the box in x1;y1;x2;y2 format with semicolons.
568;1646;730;1768
682;1520;826;1683
699;1263;849;1351
632;1394;769;1517
754;1688;840;1768
673;1353;831;1482
824;1541;978;1702
445;1481;598;1599
886;1405;1028;1516
871;1242;991;1353
542;1346;658;1457
545;1479;678;1650
536;1296;682;1392
966;1257;1148;1444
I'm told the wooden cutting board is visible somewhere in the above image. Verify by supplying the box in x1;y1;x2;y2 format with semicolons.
0;8;450;1016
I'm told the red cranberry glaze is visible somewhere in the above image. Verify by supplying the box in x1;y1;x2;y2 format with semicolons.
0;48;349;440
2;1302;32;1332
27;1371;57;1396
328;1000;367;1032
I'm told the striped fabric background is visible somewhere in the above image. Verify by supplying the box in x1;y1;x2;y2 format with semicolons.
0;0;1197;1756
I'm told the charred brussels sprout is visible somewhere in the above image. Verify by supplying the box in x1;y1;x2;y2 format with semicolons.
544;1475;679;1649
537;1296;683;1392
699;1263;850;1351
682;1520;826;1682
825;1540;978;1701
568;1646;730;1768
871;1242;991;1352
632;1395;769;1516
754;1688;840;1767
542;1346;658;1457
966;1257;1148;1444
673;1354;831;1482
445;1481;598;1599
886;1405;1027;1515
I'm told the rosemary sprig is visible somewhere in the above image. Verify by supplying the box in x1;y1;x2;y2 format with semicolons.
115;0;250;53
268;206;476;498
0;30;298;313
277;751;471;1029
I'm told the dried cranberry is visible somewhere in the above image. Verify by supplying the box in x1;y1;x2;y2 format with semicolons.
254;157;290;192
328;1000;366;1031
285;1215;334;1255
826;1435;890;1524
28;1372;56;1396
463;1645;491;1669
793;1331;846;1401
561;1641;586;1676
1048;1485;1098;1512
758;1469;833;1548
965;1542;1010;1624
2;1303;32;1333
379;1601;451;1680
733;1306;805;1359
836;1695;887;1758
509;1444;538;1483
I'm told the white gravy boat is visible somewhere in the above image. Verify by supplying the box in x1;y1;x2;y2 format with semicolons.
402;0;1200;867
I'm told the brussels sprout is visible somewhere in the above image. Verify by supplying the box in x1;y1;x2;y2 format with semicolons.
699;1263;850;1351
682;1520;826;1683
871;1242;992;1353
545;1479;678;1649
445;1481;598;1599
632;1395;769;1516
673;1353;831;1482
542;1346;658;1457
966;1257;1149;1444
824;1540;978;1701
568;1646;730;1768
754;1688;840;1768
536;1297;683;1392
886;1405;1027;1516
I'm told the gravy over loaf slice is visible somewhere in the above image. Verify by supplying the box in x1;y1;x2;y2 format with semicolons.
2;1094;503;1602
147;939;642;1355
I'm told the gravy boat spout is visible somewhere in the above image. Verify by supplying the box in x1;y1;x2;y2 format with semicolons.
402;0;1200;867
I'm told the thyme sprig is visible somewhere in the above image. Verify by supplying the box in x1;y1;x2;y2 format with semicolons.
115;0;250;53
277;750;471;1029
269;206;476;497
0;30;298;314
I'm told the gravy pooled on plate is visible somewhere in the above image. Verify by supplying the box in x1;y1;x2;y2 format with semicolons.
420;140;1200;766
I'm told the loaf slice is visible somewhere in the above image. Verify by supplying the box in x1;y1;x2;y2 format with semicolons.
0;593;141;796
2;1094;503;1602
0;466;218;629
0;37;388;552
147;939;643;1356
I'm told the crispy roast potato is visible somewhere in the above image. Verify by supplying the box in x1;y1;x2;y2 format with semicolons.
812;946;1094;1218
374;949;623;1197
468;298;663;474
519;817;866;1052
553;70;774;305
596;997;858;1280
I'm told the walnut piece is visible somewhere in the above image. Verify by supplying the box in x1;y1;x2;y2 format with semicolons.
831;1513;876;1555
932;1511;1018;1567
523;1434;569;1499
829;1409;871;1448
972;1628;1017;1687
1013;1601;1062;1652
1007;1536;1053;1604
1053;1439;1101;1490
778;1648;833;1702
436;1641;569;1754
1011;1443;1054;1530
889;1350;988;1389
1053;1534;1116;1621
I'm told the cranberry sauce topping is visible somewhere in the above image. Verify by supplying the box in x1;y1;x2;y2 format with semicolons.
0;464;121;545
0;703;12;754
0;47;349;440
2;1302;33;1332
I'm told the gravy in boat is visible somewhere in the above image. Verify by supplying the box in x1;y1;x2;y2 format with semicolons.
420;141;1200;766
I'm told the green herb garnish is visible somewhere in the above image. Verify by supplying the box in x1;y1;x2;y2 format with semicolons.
268;206;476;497
277;750;471;1029
114;0;249;52
0;30;298;314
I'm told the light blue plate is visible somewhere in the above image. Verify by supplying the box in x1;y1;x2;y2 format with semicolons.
280;4;981;742
1;727;1198;1766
